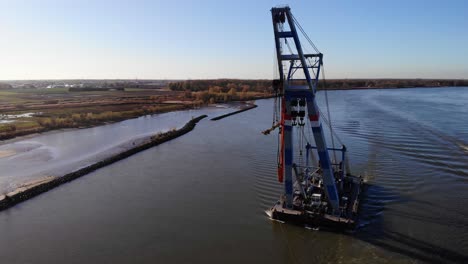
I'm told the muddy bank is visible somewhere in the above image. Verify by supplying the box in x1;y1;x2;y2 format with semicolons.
211;104;257;121
0;115;207;211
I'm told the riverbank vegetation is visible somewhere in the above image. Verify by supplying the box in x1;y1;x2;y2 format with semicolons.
0;104;187;140
168;79;273;104
0;88;193;140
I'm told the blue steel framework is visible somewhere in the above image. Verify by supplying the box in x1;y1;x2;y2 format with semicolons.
271;6;340;212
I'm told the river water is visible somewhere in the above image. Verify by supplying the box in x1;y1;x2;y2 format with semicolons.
0;105;237;193
0;87;467;263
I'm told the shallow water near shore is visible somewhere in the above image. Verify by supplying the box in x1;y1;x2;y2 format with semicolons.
0;105;236;193
0;87;467;263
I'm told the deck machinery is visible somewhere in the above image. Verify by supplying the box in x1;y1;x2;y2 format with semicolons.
264;6;362;229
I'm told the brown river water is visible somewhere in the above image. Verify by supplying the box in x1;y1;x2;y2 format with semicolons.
0;87;467;263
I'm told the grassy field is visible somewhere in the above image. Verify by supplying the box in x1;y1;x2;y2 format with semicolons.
0;88;192;140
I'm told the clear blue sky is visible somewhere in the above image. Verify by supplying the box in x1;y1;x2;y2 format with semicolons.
0;0;467;80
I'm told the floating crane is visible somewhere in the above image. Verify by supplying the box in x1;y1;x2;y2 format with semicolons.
264;6;363;229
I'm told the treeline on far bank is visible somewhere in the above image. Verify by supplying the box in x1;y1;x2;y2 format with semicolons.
168;79;468;94
168;79;274;104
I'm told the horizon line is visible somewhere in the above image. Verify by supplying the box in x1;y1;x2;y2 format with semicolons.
1;77;467;82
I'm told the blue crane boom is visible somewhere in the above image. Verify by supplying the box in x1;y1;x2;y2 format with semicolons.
271;6;340;213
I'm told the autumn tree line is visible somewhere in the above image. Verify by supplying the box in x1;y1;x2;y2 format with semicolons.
168;79;275;104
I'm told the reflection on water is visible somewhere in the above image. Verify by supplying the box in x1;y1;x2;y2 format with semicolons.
0;88;467;263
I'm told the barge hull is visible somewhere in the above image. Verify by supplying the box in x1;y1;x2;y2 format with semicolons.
266;175;362;231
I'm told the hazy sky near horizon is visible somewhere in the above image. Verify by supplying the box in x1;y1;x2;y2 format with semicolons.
1;0;467;80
